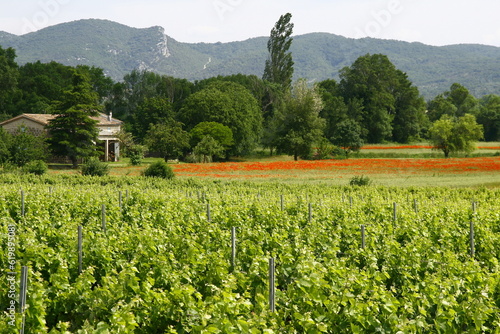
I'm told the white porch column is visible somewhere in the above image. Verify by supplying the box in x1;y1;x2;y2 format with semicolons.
104;139;109;162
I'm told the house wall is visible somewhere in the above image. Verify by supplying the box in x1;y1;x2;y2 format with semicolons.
1;114;123;162
2;119;46;136
97;125;121;141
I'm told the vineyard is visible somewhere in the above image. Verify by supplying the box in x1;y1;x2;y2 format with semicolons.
1;175;500;333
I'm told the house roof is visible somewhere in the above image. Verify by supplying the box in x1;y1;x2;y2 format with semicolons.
0;113;122;127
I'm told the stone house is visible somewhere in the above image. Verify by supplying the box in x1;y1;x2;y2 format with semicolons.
0;112;122;162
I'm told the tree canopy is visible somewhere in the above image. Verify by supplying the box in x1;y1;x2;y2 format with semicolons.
339;54;426;143
179;81;262;156
144;121;190;161
275;80;325;160
1;42;500;168
0;46;19;119
428;114;484;158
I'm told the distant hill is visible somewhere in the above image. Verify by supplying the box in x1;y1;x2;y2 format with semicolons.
2;19;500;99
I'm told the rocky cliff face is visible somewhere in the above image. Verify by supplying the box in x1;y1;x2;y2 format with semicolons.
138;26;171;71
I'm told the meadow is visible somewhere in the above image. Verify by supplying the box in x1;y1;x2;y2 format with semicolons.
1;144;499;333
48;143;500;188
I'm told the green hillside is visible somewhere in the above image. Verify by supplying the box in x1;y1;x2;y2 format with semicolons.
2;19;500;99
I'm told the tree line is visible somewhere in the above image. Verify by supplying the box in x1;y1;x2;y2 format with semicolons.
0;13;498;166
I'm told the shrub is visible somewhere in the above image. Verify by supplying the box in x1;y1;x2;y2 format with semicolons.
81;158;110;176
143;161;175;179
313;138;334;160
0;162;18;174
127;144;146;166
349;175;372;186
23;160;48;175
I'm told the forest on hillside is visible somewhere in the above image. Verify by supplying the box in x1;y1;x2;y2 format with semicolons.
2;19;500;99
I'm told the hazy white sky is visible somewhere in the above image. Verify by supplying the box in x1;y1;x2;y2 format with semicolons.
1;0;500;46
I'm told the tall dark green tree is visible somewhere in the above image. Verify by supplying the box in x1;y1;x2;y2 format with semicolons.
262;12;294;154
76;65;114;103
428;83;479;121
427;94;458;122
331;119;364;158
263;13;294;92
0;46;19;119
319;79;349;140
107;70;163;124
392;71;427;142
445;83;480;116
132;97;174;142
477;94;500;141
16;61;75;115
339;54;425;143
47;72;101;168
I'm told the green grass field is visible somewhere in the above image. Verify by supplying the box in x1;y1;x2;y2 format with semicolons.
39;142;500;188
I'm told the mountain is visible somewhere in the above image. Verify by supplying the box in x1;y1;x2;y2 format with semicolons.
2;19;500;99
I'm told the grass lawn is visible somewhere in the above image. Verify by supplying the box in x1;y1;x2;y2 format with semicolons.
45;143;500;187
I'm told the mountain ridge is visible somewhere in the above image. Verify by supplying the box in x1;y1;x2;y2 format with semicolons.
1;19;499;99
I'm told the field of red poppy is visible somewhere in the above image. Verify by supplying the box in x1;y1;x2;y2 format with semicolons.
164;143;499;186
169;156;500;187
51;143;500;187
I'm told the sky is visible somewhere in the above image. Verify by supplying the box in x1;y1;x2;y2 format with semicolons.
1;0;500;47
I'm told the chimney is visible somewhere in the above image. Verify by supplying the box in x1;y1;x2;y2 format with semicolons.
108;112;112;122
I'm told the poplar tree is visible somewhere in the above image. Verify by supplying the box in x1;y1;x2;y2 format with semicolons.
263;13;294;91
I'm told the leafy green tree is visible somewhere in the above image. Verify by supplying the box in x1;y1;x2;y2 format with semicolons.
193;136;225;163
157;75;195;112
190;122;233;154
16;61;75;114
109;71;194;126
108;70;164;124
319;79;350;140
76;65;114;103
331;119;364;158
9;127;49;166
339;54;425;143
132;97;174;142
391;72;427;142
428;114;483;158
0;127;12;163
445;83;480;116
477;94;500;141
263;13;294;91
144;121;190;161
47;72;101;168
13;62;113;116
115;129;146;165
427;94;458;122
275;80;325;160
428;83;479;122
179;81;262;156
